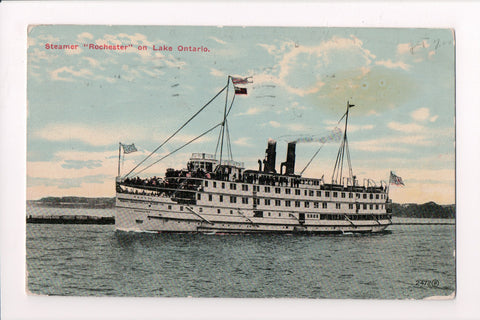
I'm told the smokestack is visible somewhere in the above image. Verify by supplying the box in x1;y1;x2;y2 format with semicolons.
263;139;277;173
281;142;296;175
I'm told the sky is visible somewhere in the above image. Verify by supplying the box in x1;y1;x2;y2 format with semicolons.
27;26;455;204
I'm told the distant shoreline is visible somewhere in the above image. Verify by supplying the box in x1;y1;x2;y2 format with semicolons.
27;196;456;220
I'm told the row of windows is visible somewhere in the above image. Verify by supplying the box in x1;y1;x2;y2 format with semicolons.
203;181;385;199
199;195;385;210
163;204;388;219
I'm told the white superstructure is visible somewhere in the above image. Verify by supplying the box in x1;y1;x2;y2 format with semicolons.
115;77;393;234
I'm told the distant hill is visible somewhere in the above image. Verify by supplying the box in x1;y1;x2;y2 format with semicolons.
28;196;115;209
27;197;455;218
391;202;455;219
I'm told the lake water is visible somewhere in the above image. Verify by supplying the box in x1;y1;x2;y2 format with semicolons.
26;207;455;299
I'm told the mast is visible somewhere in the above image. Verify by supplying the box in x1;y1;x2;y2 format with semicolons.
117;142;122;177
218;76;230;168
331;101;355;185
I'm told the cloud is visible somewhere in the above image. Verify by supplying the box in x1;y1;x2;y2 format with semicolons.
388;121;424;133
411;107;430;121
50;66;93;81
209;36;226;45
27;174;111;189
269;121;281;128
375;59;410;71
233;137;251;146
411;107;439;123
210;68;225;77
83;57;102;68
61;160;103;169
35;123;214;147
236;107;262;116
77;32;94;40
254;36;377;97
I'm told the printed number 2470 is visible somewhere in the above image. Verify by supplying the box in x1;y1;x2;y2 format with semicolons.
416;279;439;288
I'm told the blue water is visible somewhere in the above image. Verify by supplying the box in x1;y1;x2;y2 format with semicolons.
26;208;455;299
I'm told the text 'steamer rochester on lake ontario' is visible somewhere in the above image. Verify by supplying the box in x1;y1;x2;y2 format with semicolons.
115;76;401;234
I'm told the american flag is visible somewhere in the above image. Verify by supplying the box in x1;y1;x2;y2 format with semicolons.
390;171;405;186
122;143;137;154
234;87;247;95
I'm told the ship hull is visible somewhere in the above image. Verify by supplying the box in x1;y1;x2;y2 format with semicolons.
115;192;391;234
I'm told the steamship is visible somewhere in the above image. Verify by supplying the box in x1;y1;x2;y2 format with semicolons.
115;77;393;234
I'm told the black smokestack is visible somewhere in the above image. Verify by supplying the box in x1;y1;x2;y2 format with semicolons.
263;139;277;173
281;142;296;175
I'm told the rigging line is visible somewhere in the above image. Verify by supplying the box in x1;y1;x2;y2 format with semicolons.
214;126;222;158
214;90;236;158
124;84;228;178
300;143;326;175
134;122;223;176
225;119;233;161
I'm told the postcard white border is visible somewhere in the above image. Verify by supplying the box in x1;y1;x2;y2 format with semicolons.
1;1;479;319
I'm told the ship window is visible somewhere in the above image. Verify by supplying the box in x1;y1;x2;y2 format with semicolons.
309;190;314;196
275;187;281;194
242;184;248;191
295;201;300;207
219;195;223;202
316;191;321;197
197;194;201;200
264;199;271;206
363;194;367;199
322;202;327;209
314;202;319;208
180;206;183;211
213;182;217;188
305;202;310;208
333;192;338;198
363;204;367;209
341;192;345;198
222;182;225;189
325;191;330;197
376;194;379;199
205;181;209;187
336;203;341;209
253;211;263;218
208;194;212;201
285;188;291;194
230;196;237;203
275;200;281;206
295;189;300;195
264;186;271;193
285;200;291;207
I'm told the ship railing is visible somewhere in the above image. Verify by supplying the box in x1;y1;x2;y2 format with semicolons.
190;153;216;161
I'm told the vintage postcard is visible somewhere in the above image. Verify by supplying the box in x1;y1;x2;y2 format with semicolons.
26;25;455;299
